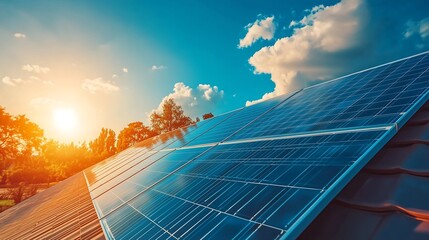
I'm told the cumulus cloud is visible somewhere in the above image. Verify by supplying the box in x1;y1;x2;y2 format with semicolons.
151;65;167;71
22;64;50;74
155;82;225;117
246;0;368;105
404;17;429;39
14;32;26;39
122;68;128;73
198;84;224;101
2;76;23;86
158;82;196;110
82;77;119;94
239;16;276;48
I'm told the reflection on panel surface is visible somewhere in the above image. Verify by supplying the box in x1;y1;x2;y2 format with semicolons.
93;147;210;217
230;53;429;141
97;130;387;239
85;52;429;239
85;114;222;186
175;93;291;147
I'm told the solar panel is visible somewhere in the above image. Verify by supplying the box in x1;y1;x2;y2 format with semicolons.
86;93;293;193
85;51;429;239
230;52;429;141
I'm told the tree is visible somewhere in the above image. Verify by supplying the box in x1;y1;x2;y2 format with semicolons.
117;122;156;151
0;106;44;183
41;140;94;181
150;98;193;134
89;128;116;157
202;112;214;120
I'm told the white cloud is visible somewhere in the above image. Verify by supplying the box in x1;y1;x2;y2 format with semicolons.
246;0;367;105
151;65;167;71
2;76;23;86
82;77;120;94
14;32;26;39
155;82;225;117
112;74;118;79
122;68;128;73
198;84;224;101
159;82;196;110
239;16;276;48
22;64;50;74
404;17;429;39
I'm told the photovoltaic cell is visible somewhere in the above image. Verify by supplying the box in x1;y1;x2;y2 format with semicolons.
85;112;230;186
98;129;388;239
86;89;292;188
230;53;429;141
93;147;210;217
174;92;292;148
87;51;429;239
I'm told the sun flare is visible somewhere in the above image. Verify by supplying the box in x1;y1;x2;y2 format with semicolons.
53;108;77;132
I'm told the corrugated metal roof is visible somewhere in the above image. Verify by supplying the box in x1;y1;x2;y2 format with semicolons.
300;102;429;240
0;172;104;240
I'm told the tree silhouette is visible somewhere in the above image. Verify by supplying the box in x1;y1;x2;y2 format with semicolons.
89;128;116;157
117;122;156;151
150;98;193;134
202;112;214;120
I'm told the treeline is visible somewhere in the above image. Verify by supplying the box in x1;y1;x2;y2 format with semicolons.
0;98;214;185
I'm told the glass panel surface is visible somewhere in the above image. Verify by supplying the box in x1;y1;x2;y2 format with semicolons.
92;52;429;239
230;53;429;141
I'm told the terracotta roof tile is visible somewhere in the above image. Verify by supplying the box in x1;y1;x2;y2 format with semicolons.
300;102;429;240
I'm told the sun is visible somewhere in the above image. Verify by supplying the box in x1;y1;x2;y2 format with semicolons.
53;108;77;132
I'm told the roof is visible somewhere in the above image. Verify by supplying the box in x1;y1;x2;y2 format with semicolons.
300;101;429;239
1;101;428;240
0;173;104;239
0;52;428;239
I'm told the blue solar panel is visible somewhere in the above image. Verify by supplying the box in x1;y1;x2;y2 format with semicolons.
168;92;293;148
86;93;292;191
85;112;232;187
229;52;429;141
86;51;429;239
93;147;211;216
97;129;389;239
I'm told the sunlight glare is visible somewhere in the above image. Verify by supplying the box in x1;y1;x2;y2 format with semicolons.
53;108;77;132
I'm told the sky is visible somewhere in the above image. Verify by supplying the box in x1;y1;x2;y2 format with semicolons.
0;0;428;143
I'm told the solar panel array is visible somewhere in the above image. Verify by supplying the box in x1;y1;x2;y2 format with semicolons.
84;51;429;239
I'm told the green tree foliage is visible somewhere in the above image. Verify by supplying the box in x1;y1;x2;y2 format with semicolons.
117;122;155;151
150;98;193;134
202;112;214;120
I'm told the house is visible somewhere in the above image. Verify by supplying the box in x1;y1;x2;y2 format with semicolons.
0;51;428;239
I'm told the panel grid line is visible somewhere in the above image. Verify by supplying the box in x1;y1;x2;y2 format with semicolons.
85;52;429;240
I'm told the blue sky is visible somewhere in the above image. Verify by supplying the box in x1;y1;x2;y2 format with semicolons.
0;0;428;142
